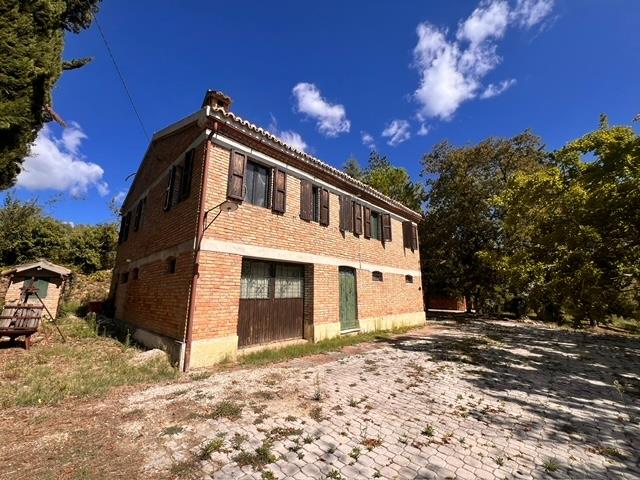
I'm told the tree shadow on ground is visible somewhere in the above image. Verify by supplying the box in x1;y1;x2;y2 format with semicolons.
383;318;640;479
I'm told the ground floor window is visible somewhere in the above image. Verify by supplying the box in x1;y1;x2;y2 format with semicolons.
240;259;304;299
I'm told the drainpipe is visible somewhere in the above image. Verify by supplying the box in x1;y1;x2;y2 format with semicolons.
182;120;217;372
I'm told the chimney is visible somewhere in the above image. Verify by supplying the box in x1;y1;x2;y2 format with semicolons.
201;90;233;111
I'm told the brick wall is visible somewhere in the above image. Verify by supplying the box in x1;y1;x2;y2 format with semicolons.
3;273;65;319
111;123;204;340
190;140;424;342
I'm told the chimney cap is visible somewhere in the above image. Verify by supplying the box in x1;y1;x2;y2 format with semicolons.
202;90;233;111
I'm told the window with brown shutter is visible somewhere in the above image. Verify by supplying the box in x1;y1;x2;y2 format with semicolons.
339;195;352;232
382;213;392;242
171;165;183;209
363;206;371;238
122;211;132;242
227;150;246;201
163;167;176;212
133;197;146;232
272;168;287;213
300;180;313;221
353;202;362;235
319;188;330;226
402;221;412;249
179;148;195;200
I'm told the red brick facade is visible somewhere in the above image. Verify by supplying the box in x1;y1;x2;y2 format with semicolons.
111;93;425;369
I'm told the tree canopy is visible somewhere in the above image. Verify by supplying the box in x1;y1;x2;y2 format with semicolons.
420;131;545;312
0;0;101;189
343;151;424;212
0;196;117;274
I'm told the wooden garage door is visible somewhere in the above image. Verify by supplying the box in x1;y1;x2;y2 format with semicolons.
238;259;304;347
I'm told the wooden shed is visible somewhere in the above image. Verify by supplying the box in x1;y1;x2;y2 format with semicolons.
2;260;71;319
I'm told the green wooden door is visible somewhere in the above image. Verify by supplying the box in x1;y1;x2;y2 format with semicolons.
339;267;358;331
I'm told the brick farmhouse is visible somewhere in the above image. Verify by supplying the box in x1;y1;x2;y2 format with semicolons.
110;91;425;370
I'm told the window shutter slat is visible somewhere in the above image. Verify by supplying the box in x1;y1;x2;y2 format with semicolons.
382;213;392;242
122;212;132;242
319;188;330;226
171;165;183;209
300;180;312;220
353;202;362;235
227;150;246;200
363;206;371;239
272;169;287;213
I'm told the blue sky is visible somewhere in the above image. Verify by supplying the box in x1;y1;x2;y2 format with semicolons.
10;0;640;224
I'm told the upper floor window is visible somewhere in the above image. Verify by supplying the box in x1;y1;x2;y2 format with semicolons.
245;160;271;208
372;271;383;282
166;257;176;274
405;274;413;284
370;211;381;240
312;186;320;222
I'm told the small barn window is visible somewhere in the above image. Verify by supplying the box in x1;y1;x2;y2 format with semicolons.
121;272;129;284
372;271;383;282
166;257;176;274
405;275;414;284
132;268;139;280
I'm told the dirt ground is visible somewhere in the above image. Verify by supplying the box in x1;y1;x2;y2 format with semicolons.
1;319;638;480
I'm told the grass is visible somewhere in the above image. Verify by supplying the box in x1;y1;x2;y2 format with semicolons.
199;435;227;459
543;457;560;472
233;440;277;470
0;316;178;408
608;316;640;335
207;400;243;420
238;326;416;366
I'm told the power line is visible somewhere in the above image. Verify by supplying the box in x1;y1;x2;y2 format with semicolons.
95;18;151;142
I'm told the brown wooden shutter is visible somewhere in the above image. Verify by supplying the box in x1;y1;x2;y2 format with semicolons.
163;166;176;211
411;224;418;251
180;148;195;200
300;180;312;220
339;195;353;232
133;200;143;232
227;150;246;201
319;188;330;226
353;202;362;235
272;169;287;213
402;221;411;249
171;165;183;209
122;212;132;242
382;213;392;242
363;206;371;238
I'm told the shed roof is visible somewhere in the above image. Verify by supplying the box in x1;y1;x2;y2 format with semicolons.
2;260;72;277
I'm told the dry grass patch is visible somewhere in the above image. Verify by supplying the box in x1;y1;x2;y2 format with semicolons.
0;317;177;407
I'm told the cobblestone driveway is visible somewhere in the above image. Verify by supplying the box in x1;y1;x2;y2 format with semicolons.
134;320;640;479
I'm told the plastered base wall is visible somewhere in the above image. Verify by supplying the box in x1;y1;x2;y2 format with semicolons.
189;335;239;368
358;311;426;333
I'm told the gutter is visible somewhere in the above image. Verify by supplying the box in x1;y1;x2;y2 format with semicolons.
182;115;215;372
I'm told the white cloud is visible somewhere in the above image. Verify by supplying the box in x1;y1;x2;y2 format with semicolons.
113;191;126;206
267;113;308;152
382;120;411;146
292;83;350;137
279;130;308;152
361;131;376;150
512;0;554;28
457;0;510;46
480;78;517;98
412;0;554;120
417;123;431;136
17;123;109;198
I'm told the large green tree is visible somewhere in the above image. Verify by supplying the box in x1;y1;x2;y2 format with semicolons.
496;119;640;325
0;0;101;189
420;131;545;312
